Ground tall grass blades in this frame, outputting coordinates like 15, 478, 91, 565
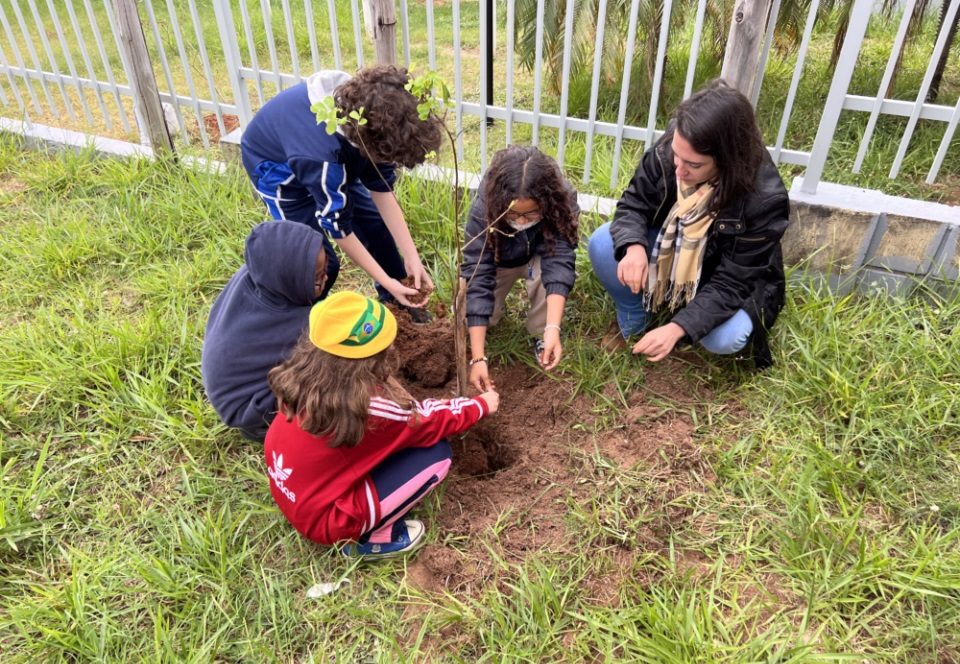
1, 139, 959, 660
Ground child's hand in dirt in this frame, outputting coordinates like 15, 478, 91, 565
478, 390, 499, 415
470, 361, 494, 392
399, 275, 434, 306
384, 278, 424, 307
403, 257, 434, 294
540, 328, 562, 371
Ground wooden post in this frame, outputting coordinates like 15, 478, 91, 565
362, 0, 398, 65
113, 0, 174, 154
720, 0, 775, 99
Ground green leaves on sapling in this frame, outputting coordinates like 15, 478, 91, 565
404, 71, 451, 122
310, 97, 367, 135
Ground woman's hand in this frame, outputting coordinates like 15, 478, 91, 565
632, 322, 686, 362
470, 361, 494, 392
617, 244, 649, 294
539, 326, 562, 370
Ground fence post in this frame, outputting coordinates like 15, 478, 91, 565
363, 0, 398, 65
112, 0, 173, 154
800, 0, 873, 194
721, 0, 775, 98
212, 0, 253, 127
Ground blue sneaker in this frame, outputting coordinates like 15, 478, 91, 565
342, 519, 426, 560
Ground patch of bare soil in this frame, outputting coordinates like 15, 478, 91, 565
189, 113, 240, 144
932, 174, 960, 207
0, 173, 27, 197
388, 308, 736, 604
391, 307, 456, 388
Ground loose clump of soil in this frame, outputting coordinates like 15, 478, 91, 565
205, 113, 240, 143
390, 309, 729, 596
399, 275, 434, 306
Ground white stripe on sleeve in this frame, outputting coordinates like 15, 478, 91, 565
319, 162, 347, 219
364, 479, 377, 532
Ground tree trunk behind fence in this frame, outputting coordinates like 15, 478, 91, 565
362, 0, 398, 65
721, 0, 775, 100
113, 0, 174, 155
927, 3, 959, 102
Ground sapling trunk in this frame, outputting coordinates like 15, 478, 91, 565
453, 276, 468, 396
441, 123, 469, 397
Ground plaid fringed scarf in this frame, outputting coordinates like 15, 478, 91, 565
647, 181, 717, 312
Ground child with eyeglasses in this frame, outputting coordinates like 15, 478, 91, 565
459, 145, 580, 392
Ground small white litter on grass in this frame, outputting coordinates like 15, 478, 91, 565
306, 578, 351, 598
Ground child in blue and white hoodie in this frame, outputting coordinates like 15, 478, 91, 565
240, 65, 442, 314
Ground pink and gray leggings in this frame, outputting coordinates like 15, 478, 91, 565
361, 439, 452, 545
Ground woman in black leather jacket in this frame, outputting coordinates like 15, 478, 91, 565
588, 80, 790, 368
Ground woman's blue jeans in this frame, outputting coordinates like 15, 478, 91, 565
587, 222, 753, 355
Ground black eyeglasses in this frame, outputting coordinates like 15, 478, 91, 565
505, 209, 542, 223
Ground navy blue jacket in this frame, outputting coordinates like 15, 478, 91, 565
202, 222, 325, 440
240, 71, 396, 239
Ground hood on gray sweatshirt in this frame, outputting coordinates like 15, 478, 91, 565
201, 221, 326, 439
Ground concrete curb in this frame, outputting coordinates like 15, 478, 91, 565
785, 176, 960, 297
1, 117, 228, 175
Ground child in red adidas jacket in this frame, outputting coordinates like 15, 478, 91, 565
264, 291, 499, 559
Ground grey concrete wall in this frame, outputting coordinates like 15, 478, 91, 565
783, 201, 960, 297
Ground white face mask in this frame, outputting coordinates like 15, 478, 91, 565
507, 218, 540, 232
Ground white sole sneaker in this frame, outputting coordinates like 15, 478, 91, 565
343, 519, 426, 560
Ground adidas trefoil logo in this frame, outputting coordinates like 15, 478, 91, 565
268, 451, 297, 503
271, 452, 292, 480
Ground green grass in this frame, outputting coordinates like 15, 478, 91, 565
1, 137, 960, 661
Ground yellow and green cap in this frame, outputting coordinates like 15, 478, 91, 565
308, 291, 397, 358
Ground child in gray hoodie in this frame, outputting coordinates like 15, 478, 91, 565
202, 221, 329, 441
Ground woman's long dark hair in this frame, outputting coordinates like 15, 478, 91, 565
481, 145, 578, 261
268, 334, 414, 448
672, 79, 766, 213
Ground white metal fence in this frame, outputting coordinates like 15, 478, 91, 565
0, 0, 957, 198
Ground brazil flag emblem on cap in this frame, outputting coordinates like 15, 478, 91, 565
308, 291, 397, 358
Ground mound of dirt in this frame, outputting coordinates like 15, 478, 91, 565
390, 306, 456, 388
391, 309, 726, 595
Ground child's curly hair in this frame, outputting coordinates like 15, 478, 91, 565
268, 334, 414, 448
482, 145, 579, 261
335, 65, 444, 169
